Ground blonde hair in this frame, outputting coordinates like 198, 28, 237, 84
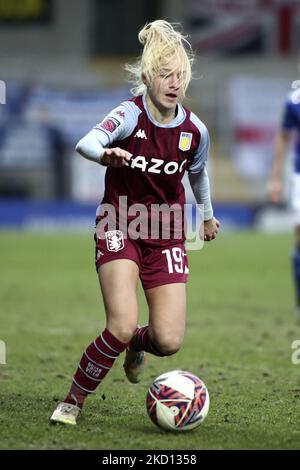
125, 20, 194, 97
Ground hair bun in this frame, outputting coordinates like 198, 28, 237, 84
125, 19, 193, 97
138, 23, 152, 46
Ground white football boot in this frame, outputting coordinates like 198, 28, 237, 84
50, 401, 80, 426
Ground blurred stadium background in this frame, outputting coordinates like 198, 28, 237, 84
0, 0, 299, 231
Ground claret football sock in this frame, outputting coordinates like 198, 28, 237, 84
64, 328, 127, 409
131, 325, 165, 357
65, 385, 87, 409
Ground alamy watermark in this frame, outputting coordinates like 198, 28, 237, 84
291, 340, 300, 365
0, 340, 6, 365
0, 79, 6, 104
95, 197, 205, 251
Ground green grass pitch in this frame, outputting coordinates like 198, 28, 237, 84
0, 230, 300, 450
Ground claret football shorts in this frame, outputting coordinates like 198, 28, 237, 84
94, 228, 189, 290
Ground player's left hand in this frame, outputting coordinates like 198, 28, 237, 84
203, 217, 220, 242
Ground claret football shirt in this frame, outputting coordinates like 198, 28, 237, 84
94, 94, 210, 244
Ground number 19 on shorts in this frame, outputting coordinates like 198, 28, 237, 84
162, 247, 188, 274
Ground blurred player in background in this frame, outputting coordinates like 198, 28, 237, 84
269, 83, 300, 320
51, 19, 220, 425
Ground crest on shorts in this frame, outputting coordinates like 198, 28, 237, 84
178, 132, 192, 151
105, 230, 124, 252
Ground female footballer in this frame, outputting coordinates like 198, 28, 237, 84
51, 20, 220, 425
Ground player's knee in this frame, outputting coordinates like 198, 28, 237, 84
107, 322, 138, 344
153, 336, 182, 356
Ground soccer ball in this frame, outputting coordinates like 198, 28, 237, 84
146, 370, 209, 432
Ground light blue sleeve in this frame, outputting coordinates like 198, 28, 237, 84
93, 101, 141, 145
76, 101, 141, 163
188, 113, 210, 174
188, 167, 213, 220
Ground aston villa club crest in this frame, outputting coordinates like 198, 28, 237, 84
178, 132, 192, 151
105, 230, 124, 252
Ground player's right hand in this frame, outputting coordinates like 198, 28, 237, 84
101, 147, 132, 167
268, 179, 282, 204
